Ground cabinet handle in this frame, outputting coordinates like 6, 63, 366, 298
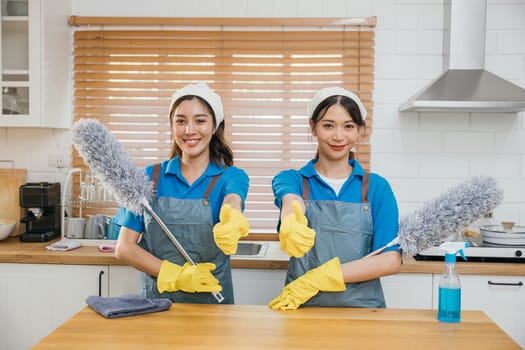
98, 270, 105, 296
487, 280, 523, 287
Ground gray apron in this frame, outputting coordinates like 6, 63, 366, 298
139, 165, 233, 304
285, 173, 385, 308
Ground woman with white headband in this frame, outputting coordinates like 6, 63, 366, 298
114, 82, 249, 304
269, 87, 401, 309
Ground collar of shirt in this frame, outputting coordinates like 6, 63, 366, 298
299, 159, 365, 180
165, 157, 224, 182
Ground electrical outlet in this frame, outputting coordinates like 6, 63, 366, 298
48, 153, 71, 168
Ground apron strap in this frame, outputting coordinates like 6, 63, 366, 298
202, 175, 220, 206
302, 176, 310, 200
301, 171, 370, 203
151, 163, 161, 195
361, 172, 370, 204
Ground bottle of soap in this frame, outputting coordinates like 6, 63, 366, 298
437, 241, 468, 323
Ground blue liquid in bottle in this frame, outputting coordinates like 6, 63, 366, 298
438, 287, 461, 323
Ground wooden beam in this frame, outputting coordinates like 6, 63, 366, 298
68, 16, 377, 28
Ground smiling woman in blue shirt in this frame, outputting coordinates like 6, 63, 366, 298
269, 87, 401, 310
114, 83, 249, 305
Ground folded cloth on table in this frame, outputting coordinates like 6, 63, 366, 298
86, 294, 172, 319
46, 239, 81, 251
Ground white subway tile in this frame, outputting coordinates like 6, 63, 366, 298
419, 155, 469, 178
373, 103, 408, 128
123, 0, 154, 16
443, 131, 494, 154
274, 0, 298, 16
373, 78, 404, 103
345, 0, 375, 17
421, 4, 443, 29
370, 129, 395, 152
419, 113, 470, 130
321, 0, 349, 17
486, 4, 525, 30
371, 153, 419, 177
377, 54, 422, 79
375, 30, 396, 55
522, 155, 525, 178
221, 0, 247, 16
420, 55, 443, 79
391, 178, 446, 202
470, 113, 520, 131
167, 1, 197, 17
395, 30, 420, 54
498, 179, 525, 203
470, 154, 521, 178
373, 0, 397, 30
197, 0, 225, 17
391, 130, 442, 153
394, 4, 420, 30
497, 30, 525, 54
494, 130, 525, 153
245, 1, 273, 17
297, 0, 323, 16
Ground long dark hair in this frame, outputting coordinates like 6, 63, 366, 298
168, 95, 234, 167
310, 95, 367, 160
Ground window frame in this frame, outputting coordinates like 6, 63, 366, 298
70, 16, 376, 237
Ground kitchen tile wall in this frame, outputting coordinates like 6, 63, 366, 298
1, 0, 524, 224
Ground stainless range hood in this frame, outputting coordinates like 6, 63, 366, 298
400, 0, 525, 113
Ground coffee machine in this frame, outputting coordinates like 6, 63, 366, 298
19, 182, 61, 242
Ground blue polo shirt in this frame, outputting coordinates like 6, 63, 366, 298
114, 157, 249, 233
272, 159, 399, 252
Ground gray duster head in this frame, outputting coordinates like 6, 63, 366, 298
399, 176, 503, 256
72, 119, 153, 215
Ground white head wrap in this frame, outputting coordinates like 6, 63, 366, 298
169, 82, 224, 126
307, 87, 367, 121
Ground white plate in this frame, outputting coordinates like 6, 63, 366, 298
480, 225, 525, 246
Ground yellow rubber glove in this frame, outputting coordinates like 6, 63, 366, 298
213, 204, 250, 255
157, 260, 222, 294
268, 257, 345, 310
279, 200, 316, 257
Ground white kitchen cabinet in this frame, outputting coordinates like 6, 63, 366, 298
381, 273, 433, 309
232, 268, 287, 305
0, 0, 71, 127
108, 265, 141, 297
0, 263, 108, 350
432, 274, 525, 349
232, 270, 435, 308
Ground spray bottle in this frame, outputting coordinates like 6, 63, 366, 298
437, 241, 468, 323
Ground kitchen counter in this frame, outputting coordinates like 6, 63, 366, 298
32, 304, 520, 349
1, 237, 524, 275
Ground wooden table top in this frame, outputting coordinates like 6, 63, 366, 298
32, 304, 520, 350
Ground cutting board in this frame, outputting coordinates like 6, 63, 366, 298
0, 168, 27, 237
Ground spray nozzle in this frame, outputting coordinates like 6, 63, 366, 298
439, 241, 469, 262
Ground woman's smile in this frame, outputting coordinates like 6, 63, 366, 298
329, 144, 347, 152
183, 138, 201, 147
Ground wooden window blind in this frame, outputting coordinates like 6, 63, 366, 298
71, 17, 376, 234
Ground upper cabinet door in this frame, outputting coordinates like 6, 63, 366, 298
1, 0, 71, 128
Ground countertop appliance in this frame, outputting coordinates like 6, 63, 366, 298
415, 243, 525, 263
19, 182, 61, 242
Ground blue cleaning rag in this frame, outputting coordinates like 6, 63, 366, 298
86, 294, 172, 319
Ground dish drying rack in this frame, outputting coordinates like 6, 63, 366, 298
61, 168, 119, 246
